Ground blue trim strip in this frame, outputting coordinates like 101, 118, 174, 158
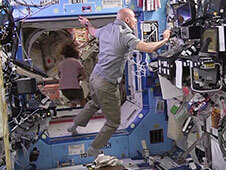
40, 129, 129, 145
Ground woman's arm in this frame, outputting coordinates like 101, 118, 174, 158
77, 64, 86, 81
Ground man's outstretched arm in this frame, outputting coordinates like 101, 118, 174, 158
136, 29, 171, 53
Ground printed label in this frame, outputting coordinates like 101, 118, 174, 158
68, 144, 85, 155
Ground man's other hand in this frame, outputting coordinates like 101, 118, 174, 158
78, 16, 90, 26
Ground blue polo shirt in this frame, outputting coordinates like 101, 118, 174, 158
93, 19, 141, 84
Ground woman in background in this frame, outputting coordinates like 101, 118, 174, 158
58, 42, 86, 107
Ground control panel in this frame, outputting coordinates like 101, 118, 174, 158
12, 0, 137, 19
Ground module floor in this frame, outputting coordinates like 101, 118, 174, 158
48, 108, 125, 138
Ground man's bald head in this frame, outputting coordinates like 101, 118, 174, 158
116, 8, 137, 30
117, 8, 134, 21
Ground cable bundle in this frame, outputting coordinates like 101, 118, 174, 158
218, 115, 226, 159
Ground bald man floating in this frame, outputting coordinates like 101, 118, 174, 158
67, 8, 170, 157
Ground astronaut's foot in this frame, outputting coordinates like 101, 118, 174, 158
67, 124, 78, 135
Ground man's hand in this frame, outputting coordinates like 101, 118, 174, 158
78, 16, 96, 37
163, 29, 171, 41
78, 16, 90, 26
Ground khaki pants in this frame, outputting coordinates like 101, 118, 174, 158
73, 73, 121, 149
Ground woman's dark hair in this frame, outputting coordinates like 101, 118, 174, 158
61, 43, 80, 59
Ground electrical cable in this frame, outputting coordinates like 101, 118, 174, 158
11, 150, 27, 169
0, 166, 6, 170
128, 50, 147, 78
21, 143, 29, 165
0, 7, 14, 45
